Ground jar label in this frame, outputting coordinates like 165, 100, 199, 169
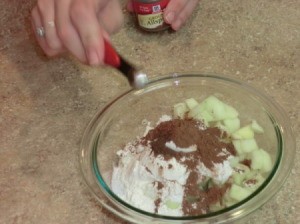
133, 0, 170, 29
137, 13, 164, 29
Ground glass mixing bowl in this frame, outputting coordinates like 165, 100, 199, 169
80, 73, 295, 223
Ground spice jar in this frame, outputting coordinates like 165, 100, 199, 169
132, 0, 170, 32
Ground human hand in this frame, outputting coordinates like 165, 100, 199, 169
31, 0, 123, 65
127, 0, 199, 31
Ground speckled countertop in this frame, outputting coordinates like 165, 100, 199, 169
0, 0, 299, 223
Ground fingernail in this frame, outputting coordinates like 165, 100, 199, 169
88, 50, 99, 66
165, 11, 175, 24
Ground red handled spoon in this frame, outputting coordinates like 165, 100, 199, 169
103, 40, 148, 89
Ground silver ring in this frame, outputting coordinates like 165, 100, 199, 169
36, 27, 45, 37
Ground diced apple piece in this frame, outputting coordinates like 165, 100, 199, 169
260, 149, 273, 172
238, 153, 247, 162
173, 103, 188, 118
241, 139, 259, 153
205, 96, 238, 120
251, 120, 264, 134
232, 163, 251, 172
232, 163, 250, 185
210, 103, 226, 121
223, 191, 236, 207
184, 98, 199, 110
223, 118, 240, 134
232, 140, 243, 155
165, 200, 180, 209
225, 104, 239, 119
229, 157, 239, 167
232, 173, 245, 186
194, 114, 208, 126
223, 105, 239, 119
194, 110, 214, 126
188, 104, 205, 118
215, 121, 229, 133
197, 99, 209, 112
200, 110, 215, 123
195, 95, 239, 121
233, 139, 258, 154
229, 184, 252, 201
200, 96, 224, 120
250, 150, 264, 170
205, 96, 238, 119
250, 149, 273, 172
242, 171, 265, 191
209, 201, 224, 212
232, 125, 254, 139
224, 199, 236, 207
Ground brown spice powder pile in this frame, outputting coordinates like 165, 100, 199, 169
142, 118, 236, 216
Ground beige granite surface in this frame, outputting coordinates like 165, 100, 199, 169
0, 0, 299, 223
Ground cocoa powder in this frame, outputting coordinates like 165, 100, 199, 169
153, 181, 164, 213
143, 119, 236, 169
143, 118, 236, 216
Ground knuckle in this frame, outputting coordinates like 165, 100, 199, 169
56, 27, 71, 43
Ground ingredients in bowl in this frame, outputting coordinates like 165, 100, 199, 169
111, 95, 272, 216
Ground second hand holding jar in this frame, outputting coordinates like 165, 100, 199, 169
132, 0, 170, 32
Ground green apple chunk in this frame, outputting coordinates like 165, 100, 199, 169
165, 200, 180, 209
232, 125, 254, 140
242, 171, 265, 191
251, 120, 264, 133
232, 140, 243, 155
186, 96, 239, 125
204, 96, 239, 121
188, 103, 214, 125
229, 184, 252, 201
173, 102, 188, 118
223, 104, 239, 119
209, 201, 225, 212
223, 199, 236, 207
250, 149, 273, 173
232, 138, 259, 154
222, 190, 236, 207
196, 110, 214, 124
232, 173, 245, 186
232, 163, 251, 185
184, 98, 199, 110
229, 157, 240, 167
188, 104, 206, 118
223, 118, 241, 134
215, 121, 229, 133
206, 96, 225, 120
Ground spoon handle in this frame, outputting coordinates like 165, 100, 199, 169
103, 39, 121, 68
103, 39, 148, 89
